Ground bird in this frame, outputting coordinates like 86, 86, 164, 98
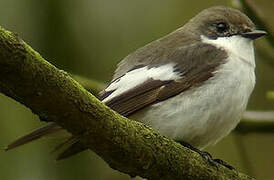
6, 6, 266, 163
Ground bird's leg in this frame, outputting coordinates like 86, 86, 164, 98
177, 141, 215, 166
213, 158, 234, 170
177, 140, 234, 170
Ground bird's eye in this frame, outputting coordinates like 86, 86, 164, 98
215, 22, 229, 33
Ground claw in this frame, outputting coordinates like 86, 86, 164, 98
177, 140, 234, 170
199, 151, 217, 168
214, 159, 234, 170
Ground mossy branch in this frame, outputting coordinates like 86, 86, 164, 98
71, 74, 105, 95
0, 26, 253, 179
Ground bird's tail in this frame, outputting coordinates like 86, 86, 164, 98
5, 123, 87, 160
5, 123, 63, 150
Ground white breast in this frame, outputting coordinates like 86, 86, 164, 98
130, 35, 256, 149
201, 35, 256, 67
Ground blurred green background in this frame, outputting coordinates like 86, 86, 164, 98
0, 0, 273, 179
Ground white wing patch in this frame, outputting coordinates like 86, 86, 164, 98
102, 63, 181, 103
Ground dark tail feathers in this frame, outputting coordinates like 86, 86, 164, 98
5, 123, 87, 160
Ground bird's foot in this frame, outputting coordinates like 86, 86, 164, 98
178, 141, 234, 170
214, 158, 234, 170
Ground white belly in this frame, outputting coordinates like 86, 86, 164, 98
130, 55, 255, 149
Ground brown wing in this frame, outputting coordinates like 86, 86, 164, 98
100, 43, 227, 117
101, 67, 217, 117
101, 78, 171, 116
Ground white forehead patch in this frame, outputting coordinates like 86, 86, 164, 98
201, 35, 255, 67
103, 63, 181, 103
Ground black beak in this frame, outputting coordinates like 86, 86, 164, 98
241, 30, 267, 40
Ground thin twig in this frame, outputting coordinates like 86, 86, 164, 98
242, 111, 274, 121
236, 111, 274, 134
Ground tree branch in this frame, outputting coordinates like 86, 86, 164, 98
0, 26, 253, 179
70, 74, 105, 95
236, 111, 274, 134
